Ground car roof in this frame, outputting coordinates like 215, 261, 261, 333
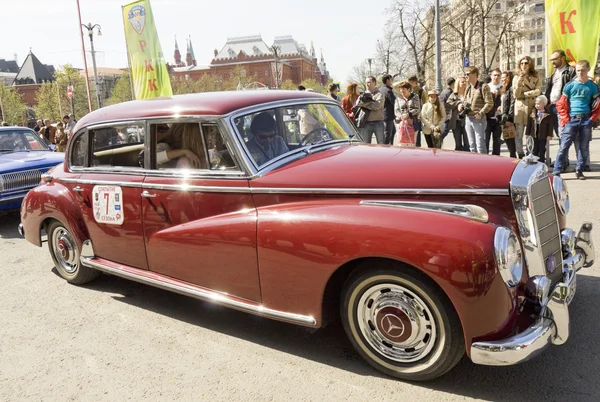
74, 90, 330, 130
0, 126, 34, 131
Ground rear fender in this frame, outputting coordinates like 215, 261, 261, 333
256, 200, 516, 346
20, 181, 89, 249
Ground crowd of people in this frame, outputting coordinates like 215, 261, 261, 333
32, 114, 77, 152
339, 49, 600, 180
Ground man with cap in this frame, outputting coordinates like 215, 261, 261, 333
246, 112, 289, 166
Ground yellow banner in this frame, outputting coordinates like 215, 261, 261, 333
546, 0, 600, 73
122, 0, 172, 99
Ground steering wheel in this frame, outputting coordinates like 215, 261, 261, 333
299, 127, 333, 146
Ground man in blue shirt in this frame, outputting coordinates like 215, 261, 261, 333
553, 60, 599, 180
245, 112, 289, 167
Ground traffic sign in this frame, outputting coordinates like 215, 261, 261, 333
67, 85, 73, 99
463, 56, 470, 68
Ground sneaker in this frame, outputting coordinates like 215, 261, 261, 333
583, 165, 591, 172
576, 171, 586, 180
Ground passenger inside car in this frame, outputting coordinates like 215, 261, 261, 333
245, 112, 289, 166
155, 123, 203, 169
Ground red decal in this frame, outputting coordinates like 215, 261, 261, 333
560, 10, 577, 34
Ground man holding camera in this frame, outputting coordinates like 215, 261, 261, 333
459, 67, 494, 153
356, 76, 385, 144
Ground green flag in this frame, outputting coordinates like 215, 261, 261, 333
546, 0, 600, 73
122, 0, 172, 99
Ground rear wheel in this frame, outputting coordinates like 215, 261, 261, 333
341, 263, 464, 381
47, 220, 99, 285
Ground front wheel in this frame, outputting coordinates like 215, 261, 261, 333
47, 220, 99, 285
341, 264, 464, 381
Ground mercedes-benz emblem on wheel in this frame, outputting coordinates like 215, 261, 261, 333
381, 314, 405, 338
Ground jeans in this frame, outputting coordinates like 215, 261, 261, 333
553, 117, 592, 174
574, 136, 591, 167
465, 116, 487, 153
442, 120, 451, 139
485, 119, 502, 155
359, 121, 385, 144
383, 119, 396, 144
515, 122, 526, 157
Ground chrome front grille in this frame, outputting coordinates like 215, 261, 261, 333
0, 168, 44, 193
530, 177, 563, 273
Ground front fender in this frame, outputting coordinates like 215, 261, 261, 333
256, 199, 516, 347
20, 181, 89, 249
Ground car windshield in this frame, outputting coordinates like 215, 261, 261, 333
0, 129, 49, 152
234, 103, 356, 168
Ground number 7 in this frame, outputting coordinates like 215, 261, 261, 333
104, 192, 109, 215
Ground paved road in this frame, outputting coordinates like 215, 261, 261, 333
1, 132, 599, 401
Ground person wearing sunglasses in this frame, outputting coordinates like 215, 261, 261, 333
544, 50, 575, 138
512, 55, 541, 158
246, 112, 289, 166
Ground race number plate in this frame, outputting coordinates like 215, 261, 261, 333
92, 185, 124, 225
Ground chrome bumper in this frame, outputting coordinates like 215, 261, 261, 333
470, 223, 594, 366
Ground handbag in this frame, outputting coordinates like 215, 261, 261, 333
502, 122, 516, 139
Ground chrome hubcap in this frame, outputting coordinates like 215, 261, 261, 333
357, 284, 437, 363
52, 226, 78, 274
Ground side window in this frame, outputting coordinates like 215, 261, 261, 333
23, 131, 43, 150
70, 132, 89, 167
152, 122, 209, 170
90, 123, 145, 168
201, 124, 238, 170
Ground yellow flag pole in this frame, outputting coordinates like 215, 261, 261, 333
121, 5, 136, 101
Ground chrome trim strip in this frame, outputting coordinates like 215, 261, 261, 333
142, 183, 251, 193
58, 178, 509, 196
251, 187, 509, 196
80, 253, 317, 326
359, 200, 489, 222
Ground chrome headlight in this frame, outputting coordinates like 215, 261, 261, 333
552, 176, 569, 216
494, 227, 524, 288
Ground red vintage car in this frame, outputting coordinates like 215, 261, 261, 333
18, 91, 594, 381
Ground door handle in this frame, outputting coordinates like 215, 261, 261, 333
73, 186, 84, 192
141, 190, 157, 198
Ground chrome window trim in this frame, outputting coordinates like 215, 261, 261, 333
225, 98, 358, 177
359, 200, 490, 222
509, 159, 561, 277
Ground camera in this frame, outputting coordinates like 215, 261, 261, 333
459, 102, 472, 118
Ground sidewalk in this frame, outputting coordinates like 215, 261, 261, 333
409, 127, 600, 178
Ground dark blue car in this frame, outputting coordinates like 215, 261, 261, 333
0, 126, 65, 211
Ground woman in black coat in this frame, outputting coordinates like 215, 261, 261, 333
499, 71, 517, 158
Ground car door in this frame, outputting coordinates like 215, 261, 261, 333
70, 122, 149, 270
141, 119, 260, 302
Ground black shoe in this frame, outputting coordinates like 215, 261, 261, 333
583, 165, 591, 172
576, 171, 586, 180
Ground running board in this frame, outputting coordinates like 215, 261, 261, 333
79, 249, 317, 327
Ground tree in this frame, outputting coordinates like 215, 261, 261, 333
0, 82, 27, 125
107, 73, 133, 105
375, 25, 409, 78
347, 62, 370, 92
279, 79, 297, 90
35, 81, 61, 121
55, 65, 95, 120
390, 0, 438, 83
222, 66, 253, 91
299, 78, 327, 94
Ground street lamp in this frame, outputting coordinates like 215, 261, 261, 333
82, 22, 102, 108
271, 45, 281, 89
367, 58, 373, 76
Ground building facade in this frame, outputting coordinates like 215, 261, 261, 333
169, 35, 330, 89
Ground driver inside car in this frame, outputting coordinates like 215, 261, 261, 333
245, 112, 289, 166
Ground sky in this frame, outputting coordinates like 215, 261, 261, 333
1, 0, 391, 86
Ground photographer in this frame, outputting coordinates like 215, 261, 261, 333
459, 67, 494, 153
355, 76, 385, 143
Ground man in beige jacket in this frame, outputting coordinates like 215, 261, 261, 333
356, 76, 385, 144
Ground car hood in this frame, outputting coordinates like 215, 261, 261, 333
251, 144, 520, 191
0, 151, 65, 173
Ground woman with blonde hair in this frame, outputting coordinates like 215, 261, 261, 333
421, 89, 446, 148
341, 82, 359, 123
54, 122, 67, 152
175, 123, 207, 169
512, 55, 541, 158
446, 76, 469, 151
